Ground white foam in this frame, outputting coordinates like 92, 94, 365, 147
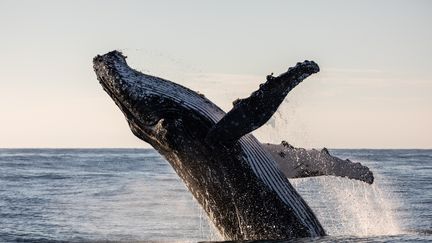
291, 175, 403, 237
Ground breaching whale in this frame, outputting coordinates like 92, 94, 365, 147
93, 51, 373, 240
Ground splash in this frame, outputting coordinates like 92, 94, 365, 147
291, 175, 403, 237
198, 207, 223, 241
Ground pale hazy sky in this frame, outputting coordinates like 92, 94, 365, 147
1, 0, 431, 148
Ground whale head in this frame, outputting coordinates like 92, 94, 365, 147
93, 50, 221, 148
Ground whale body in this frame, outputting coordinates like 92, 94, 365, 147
93, 51, 373, 240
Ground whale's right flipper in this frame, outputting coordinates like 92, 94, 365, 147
263, 141, 374, 184
205, 61, 319, 145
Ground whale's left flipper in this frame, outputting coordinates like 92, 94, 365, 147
264, 141, 374, 184
205, 61, 319, 145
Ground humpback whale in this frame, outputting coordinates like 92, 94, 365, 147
93, 51, 373, 240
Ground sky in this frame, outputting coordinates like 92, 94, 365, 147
0, 0, 431, 148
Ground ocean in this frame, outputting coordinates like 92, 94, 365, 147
0, 149, 431, 242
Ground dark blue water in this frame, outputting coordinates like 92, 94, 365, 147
0, 149, 431, 242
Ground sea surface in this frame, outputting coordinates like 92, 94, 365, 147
0, 149, 431, 242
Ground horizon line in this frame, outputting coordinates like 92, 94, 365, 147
1, 147, 431, 150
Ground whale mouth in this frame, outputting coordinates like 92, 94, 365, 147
93, 51, 218, 145
93, 50, 162, 143
93, 52, 135, 122
93, 51, 129, 105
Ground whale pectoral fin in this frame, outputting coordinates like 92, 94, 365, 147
263, 141, 374, 184
205, 61, 320, 145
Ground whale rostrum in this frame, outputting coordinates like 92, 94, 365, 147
93, 51, 373, 240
